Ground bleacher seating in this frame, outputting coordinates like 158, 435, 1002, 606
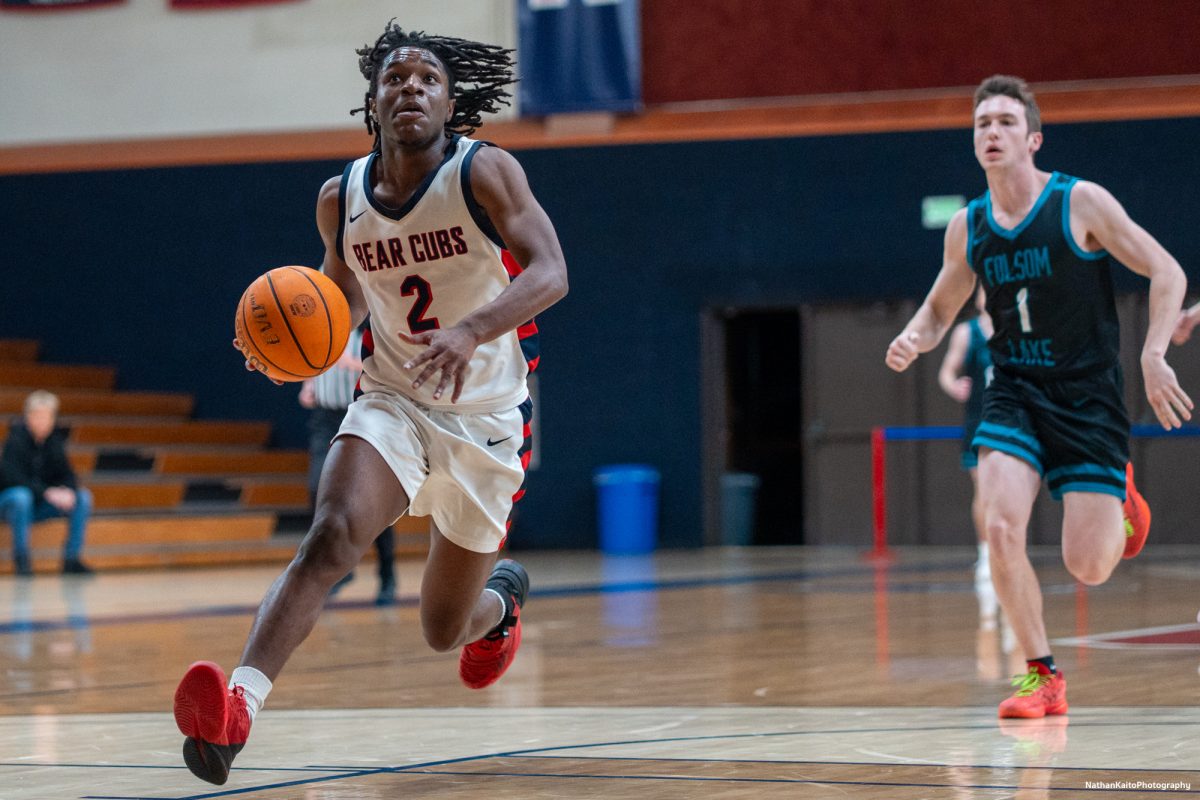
0, 339, 428, 573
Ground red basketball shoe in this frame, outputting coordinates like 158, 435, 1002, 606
173, 661, 251, 785
459, 559, 528, 690
998, 665, 1068, 719
1122, 462, 1151, 559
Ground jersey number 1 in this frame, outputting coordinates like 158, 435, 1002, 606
401, 275, 440, 333
1015, 288, 1033, 333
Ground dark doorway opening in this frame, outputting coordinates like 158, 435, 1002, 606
723, 308, 804, 545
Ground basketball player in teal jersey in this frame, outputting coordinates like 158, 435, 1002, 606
937, 285, 998, 620
886, 75, 1192, 719
171, 22, 568, 785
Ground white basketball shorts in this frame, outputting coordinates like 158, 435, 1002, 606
336, 388, 530, 553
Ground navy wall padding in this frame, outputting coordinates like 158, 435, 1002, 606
3, 118, 1197, 549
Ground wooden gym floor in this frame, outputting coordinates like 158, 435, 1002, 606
2, 545, 1198, 799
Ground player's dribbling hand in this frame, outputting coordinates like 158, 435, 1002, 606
885, 331, 921, 372
231, 338, 284, 386
1141, 353, 1193, 430
399, 326, 479, 403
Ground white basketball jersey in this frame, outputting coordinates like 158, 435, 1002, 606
338, 136, 539, 413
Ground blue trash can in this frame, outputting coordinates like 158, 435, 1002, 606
593, 464, 660, 555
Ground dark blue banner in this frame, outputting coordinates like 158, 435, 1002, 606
518, 0, 641, 116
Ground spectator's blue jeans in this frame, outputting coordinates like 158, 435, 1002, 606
0, 486, 92, 560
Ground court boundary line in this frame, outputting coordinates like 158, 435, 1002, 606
30, 717, 1198, 799
1054, 622, 1200, 651
0, 553, 1091, 636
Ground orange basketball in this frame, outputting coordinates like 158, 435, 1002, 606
234, 266, 351, 383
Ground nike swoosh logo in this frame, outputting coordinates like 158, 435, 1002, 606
349, 209, 368, 223
486, 436, 513, 447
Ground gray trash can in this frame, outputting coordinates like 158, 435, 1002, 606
720, 472, 760, 545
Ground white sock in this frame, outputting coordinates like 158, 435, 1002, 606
1001, 616, 1018, 654
229, 666, 273, 722
977, 582, 999, 623
483, 587, 507, 631
975, 542, 991, 580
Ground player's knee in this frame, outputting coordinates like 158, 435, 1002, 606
983, 515, 1024, 555
420, 599, 474, 651
421, 627, 460, 653
1071, 563, 1112, 587
419, 606, 471, 652
294, 512, 358, 579
1062, 547, 1113, 586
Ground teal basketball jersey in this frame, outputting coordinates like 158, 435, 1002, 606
965, 172, 1120, 378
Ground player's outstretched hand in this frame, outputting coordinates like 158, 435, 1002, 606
400, 326, 479, 403
1141, 354, 1193, 430
885, 331, 921, 373
231, 338, 284, 386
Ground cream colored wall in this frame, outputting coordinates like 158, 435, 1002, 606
0, 0, 516, 146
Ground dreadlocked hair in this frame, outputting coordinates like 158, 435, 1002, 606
352, 21, 516, 149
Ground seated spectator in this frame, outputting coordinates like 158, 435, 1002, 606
0, 390, 94, 576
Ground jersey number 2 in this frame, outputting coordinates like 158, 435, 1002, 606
1015, 288, 1033, 333
401, 275, 440, 333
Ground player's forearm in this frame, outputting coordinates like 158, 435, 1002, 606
904, 303, 954, 354
458, 261, 568, 345
1143, 260, 1188, 359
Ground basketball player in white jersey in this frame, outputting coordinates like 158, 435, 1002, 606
172, 23, 568, 785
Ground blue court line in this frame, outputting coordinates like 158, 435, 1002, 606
84, 765, 1200, 799
0, 559, 997, 637
52, 719, 1200, 799
0, 598, 419, 635
79, 752, 523, 800
83, 768, 395, 800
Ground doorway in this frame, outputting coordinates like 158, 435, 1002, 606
703, 307, 804, 545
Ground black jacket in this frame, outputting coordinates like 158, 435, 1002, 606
0, 423, 77, 496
